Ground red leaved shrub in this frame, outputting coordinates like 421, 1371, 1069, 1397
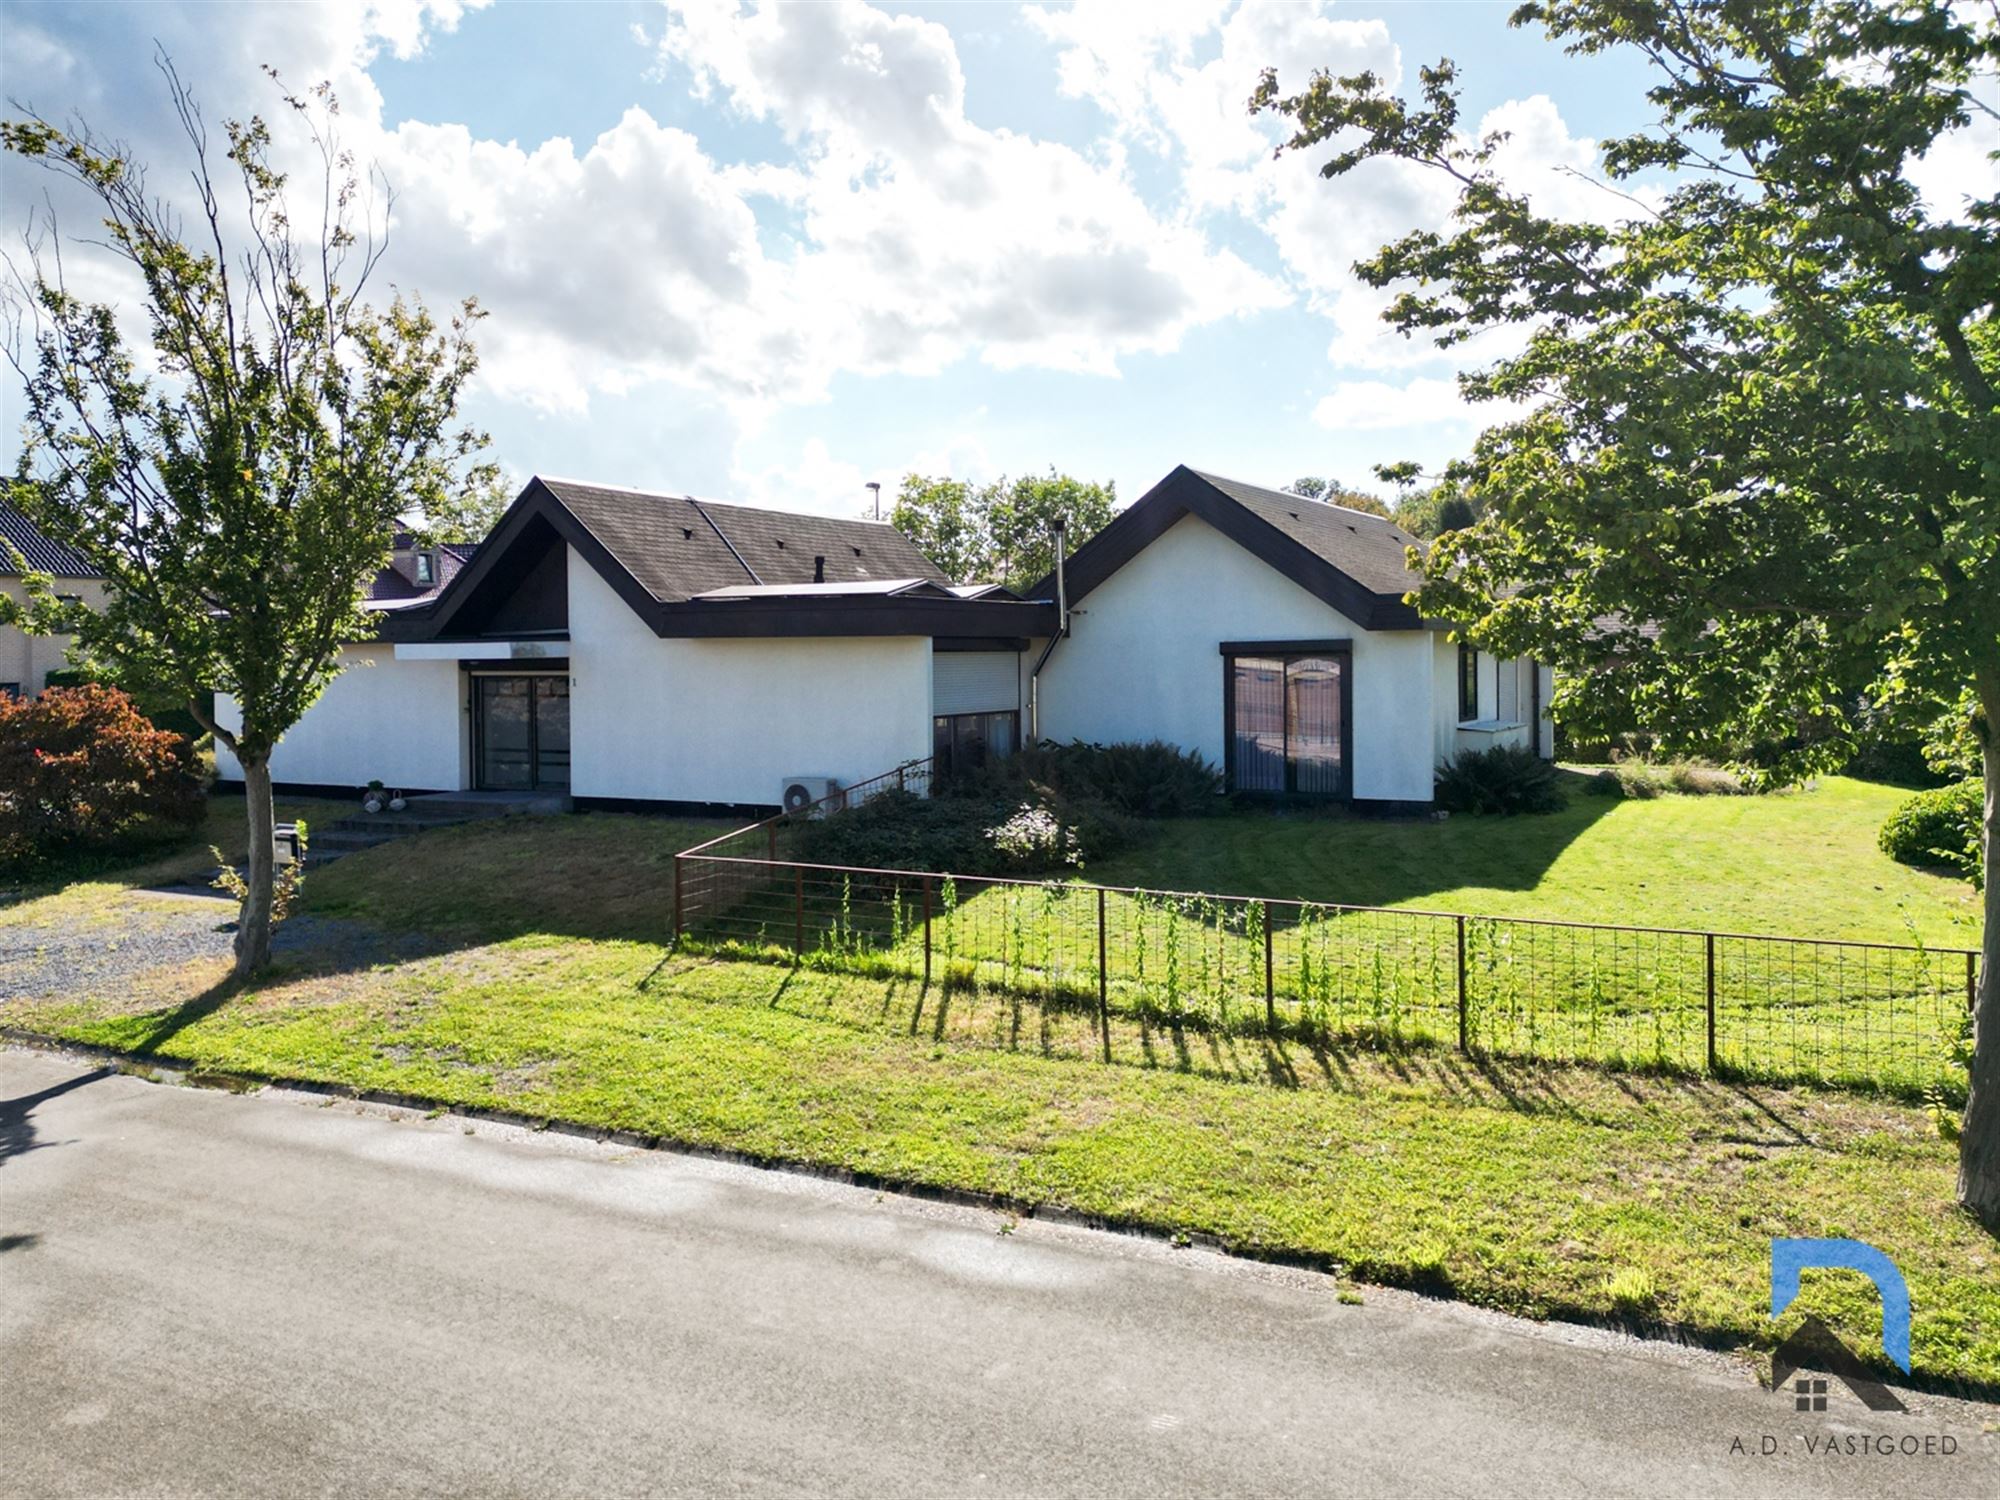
0, 684, 204, 864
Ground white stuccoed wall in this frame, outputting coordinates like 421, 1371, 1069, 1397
213, 645, 464, 790
566, 549, 933, 805
1032, 513, 1440, 804
1, 577, 110, 693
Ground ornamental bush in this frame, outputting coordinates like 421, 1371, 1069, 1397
1434, 744, 1567, 815
949, 739, 1223, 818
796, 788, 1135, 876
0, 684, 205, 865
1877, 779, 1982, 885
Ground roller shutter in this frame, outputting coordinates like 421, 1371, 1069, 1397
932, 651, 1019, 716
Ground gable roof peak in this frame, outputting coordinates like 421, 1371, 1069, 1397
1034, 464, 1424, 631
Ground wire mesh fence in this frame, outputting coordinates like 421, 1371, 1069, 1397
675, 774, 1977, 1103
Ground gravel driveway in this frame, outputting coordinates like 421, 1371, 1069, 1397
0, 889, 427, 1004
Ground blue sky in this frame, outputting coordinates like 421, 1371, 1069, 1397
0, 1, 1664, 518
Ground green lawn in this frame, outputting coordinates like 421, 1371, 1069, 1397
10, 931, 1996, 1392
1088, 774, 1980, 949
6, 782, 1993, 1392
305, 811, 736, 942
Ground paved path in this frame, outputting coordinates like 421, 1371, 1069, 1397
1, 1047, 1990, 1499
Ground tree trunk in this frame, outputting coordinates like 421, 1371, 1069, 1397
1957, 678, 2000, 1231
233, 754, 277, 979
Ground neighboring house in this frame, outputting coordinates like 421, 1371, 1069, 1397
213, 466, 1551, 813
0, 502, 108, 697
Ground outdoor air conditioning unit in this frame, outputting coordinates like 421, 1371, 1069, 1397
780, 776, 842, 816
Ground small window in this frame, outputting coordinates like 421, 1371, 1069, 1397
1458, 643, 1479, 722
0, 682, 19, 700
414, 551, 435, 585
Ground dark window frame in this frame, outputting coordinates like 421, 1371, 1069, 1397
414, 550, 435, 586
1220, 642, 1354, 800
932, 709, 1019, 782
470, 670, 571, 792
1458, 641, 1479, 722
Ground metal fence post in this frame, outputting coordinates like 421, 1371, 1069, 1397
1705, 932, 1718, 1073
673, 853, 684, 942
794, 866, 805, 958
1971, 951, 1980, 1017
922, 875, 933, 987
1097, 886, 1110, 1063
1455, 915, 1468, 1054
1263, 904, 1276, 1033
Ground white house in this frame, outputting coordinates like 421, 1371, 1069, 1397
2, 501, 109, 697
214, 466, 1550, 814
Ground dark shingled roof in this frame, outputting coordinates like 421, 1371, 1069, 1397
1, 502, 99, 578
365, 541, 477, 608
1186, 469, 1422, 598
538, 479, 948, 603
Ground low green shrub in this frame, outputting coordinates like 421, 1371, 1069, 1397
1434, 745, 1567, 815
1878, 778, 1982, 884
948, 739, 1222, 818
1842, 736, 1951, 789
795, 788, 1137, 876
1666, 763, 1746, 797
1584, 761, 1746, 800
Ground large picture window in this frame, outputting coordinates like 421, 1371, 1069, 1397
1223, 644, 1350, 798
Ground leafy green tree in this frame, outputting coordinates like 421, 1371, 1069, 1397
985, 469, 1115, 587
889, 467, 1115, 587
1255, 0, 2000, 1223
1, 62, 498, 976
889, 474, 985, 583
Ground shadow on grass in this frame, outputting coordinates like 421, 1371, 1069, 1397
726, 952, 1871, 1150
122, 975, 250, 1055
1088, 770, 1623, 910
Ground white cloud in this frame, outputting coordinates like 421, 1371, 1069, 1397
1028, 0, 1396, 210
1313, 375, 1467, 431
652, 0, 1285, 390
5, 0, 1281, 436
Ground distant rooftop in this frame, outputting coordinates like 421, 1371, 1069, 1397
1, 502, 99, 579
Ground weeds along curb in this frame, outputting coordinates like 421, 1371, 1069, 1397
7, 1022, 1986, 1405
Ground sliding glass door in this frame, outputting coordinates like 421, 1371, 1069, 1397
1226, 649, 1350, 797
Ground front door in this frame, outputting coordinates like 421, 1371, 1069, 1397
474, 675, 570, 791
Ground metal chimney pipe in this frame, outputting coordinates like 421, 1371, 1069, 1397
813, 554, 825, 583
1052, 515, 1069, 636
865, 481, 882, 520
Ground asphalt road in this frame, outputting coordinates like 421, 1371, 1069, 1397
1, 1047, 1991, 1499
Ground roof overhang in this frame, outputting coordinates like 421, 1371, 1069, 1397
382, 477, 1059, 642
664, 595, 1057, 639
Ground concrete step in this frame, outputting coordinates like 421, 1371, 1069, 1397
324, 814, 471, 838
296, 790, 568, 865
407, 792, 571, 818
